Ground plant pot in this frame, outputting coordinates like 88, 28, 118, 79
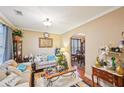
14, 36, 21, 41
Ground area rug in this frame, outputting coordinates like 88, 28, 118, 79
35, 72, 89, 87
70, 81, 90, 87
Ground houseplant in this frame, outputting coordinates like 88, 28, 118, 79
13, 29, 23, 41
56, 49, 68, 72
56, 54, 68, 71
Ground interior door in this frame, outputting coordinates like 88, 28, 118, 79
71, 37, 85, 67
71, 38, 81, 65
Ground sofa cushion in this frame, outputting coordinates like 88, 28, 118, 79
16, 82, 29, 87
8, 66, 22, 76
0, 64, 7, 73
0, 73, 22, 87
0, 70, 7, 81
8, 66, 30, 84
17, 70, 31, 84
0, 64, 7, 81
5, 59, 18, 67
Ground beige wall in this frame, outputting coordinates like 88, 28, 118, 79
62, 7, 124, 79
22, 30, 62, 56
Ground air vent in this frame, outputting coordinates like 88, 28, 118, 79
14, 9, 23, 16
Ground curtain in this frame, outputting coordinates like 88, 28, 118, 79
0, 24, 4, 64
2, 24, 13, 63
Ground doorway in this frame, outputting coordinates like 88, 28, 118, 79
70, 34, 85, 68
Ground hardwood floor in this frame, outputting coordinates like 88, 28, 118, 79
77, 67, 101, 87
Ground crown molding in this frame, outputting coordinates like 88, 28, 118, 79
19, 27, 62, 35
0, 11, 16, 29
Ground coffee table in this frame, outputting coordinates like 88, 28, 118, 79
44, 68, 76, 87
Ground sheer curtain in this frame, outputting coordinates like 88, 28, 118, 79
0, 24, 13, 64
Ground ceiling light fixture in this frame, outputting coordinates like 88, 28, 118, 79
43, 18, 52, 27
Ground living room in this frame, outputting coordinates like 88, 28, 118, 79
0, 6, 124, 88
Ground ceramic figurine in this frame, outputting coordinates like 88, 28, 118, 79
111, 57, 116, 70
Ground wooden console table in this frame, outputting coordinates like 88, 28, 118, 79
92, 66, 124, 87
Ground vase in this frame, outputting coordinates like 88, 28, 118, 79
95, 57, 101, 67
116, 65, 124, 75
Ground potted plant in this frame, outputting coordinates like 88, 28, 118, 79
56, 54, 68, 72
13, 29, 23, 41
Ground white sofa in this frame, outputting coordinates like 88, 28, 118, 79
34, 55, 57, 70
0, 60, 31, 87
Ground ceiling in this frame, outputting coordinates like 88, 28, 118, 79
0, 6, 120, 34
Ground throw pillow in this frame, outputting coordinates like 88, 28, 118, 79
8, 66, 22, 76
47, 55, 56, 61
0, 64, 7, 73
17, 64, 27, 72
0, 82, 8, 87
16, 82, 29, 87
43, 56, 48, 62
0, 73, 22, 87
0, 70, 7, 81
5, 59, 18, 67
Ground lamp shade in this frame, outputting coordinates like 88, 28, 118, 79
60, 48, 66, 52
60, 47, 68, 52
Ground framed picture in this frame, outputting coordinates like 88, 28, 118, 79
39, 38, 53, 48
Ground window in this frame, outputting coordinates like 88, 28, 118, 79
0, 24, 4, 64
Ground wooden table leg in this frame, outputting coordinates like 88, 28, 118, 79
97, 77, 99, 86
30, 71, 35, 87
92, 74, 94, 87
